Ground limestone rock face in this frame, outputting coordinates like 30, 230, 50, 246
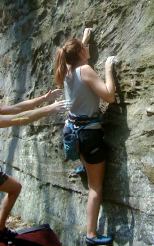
0, 1, 154, 245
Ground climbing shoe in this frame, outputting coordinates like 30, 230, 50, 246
74, 165, 86, 175
86, 234, 113, 245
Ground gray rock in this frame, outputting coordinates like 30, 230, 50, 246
0, 0, 154, 245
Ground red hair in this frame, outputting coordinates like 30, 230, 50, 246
54, 38, 82, 87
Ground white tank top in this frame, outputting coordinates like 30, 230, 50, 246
64, 66, 100, 117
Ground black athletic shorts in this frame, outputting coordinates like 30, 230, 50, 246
78, 128, 106, 164
0, 166, 8, 185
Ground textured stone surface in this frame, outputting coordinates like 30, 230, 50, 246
0, 0, 154, 245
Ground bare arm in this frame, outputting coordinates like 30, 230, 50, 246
81, 62, 115, 103
104, 57, 116, 102
0, 100, 66, 128
0, 89, 62, 115
82, 28, 92, 45
81, 28, 115, 103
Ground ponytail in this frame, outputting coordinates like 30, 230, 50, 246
54, 48, 67, 88
54, 39, 82, 87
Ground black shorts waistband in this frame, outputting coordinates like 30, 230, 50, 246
68, 113, 101, 125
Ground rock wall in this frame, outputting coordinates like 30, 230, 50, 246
0, 0, 154, 245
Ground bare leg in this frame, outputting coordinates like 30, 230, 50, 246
0, 176, 22, 230
81, 156, 105, 238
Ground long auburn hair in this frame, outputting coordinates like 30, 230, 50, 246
54, 38, 82, 87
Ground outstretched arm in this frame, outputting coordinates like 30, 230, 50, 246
81, 57, 116, 103
0, 89, 62, 115
104, 57, 116, 102
81, 29, 115, 103
82, 28, 92, 45
0, 100, 66, 128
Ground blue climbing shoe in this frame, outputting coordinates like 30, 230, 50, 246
74, 165, 86, 175
86, 234, 113, 245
